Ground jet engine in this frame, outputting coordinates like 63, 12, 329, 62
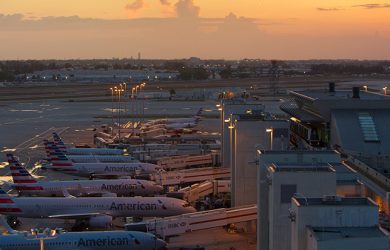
88, 215, 112, 228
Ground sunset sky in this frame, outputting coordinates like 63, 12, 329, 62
0, 0, 389, 59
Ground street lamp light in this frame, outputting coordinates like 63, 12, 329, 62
29, 228, 58, 250
123, 82, 127, 116
140, 83, 146, 123
383, 86, 387, 95
363, 85, 368, 92
266, 128, 273, 150
134, 85, 140, 123
109, 87, 114, 135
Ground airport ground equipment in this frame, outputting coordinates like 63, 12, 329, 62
150, 167, 230, 186
125, 205, 257, 239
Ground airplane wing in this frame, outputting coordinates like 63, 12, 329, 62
89, 173, 125, 179
76, 192, 117, 197
61, 188, 76, 198
48, 212, 108, 219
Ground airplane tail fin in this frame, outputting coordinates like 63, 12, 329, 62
52, 132, 66, 149
194, 108, 203, 122
196, 108, 203, 117
6, 154, 38, 184
43, 139, 55, 159
46, 144, 74, 168
0, 188, 22, 213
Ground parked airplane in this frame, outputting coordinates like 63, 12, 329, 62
164, 121, 198, 129
51, 133, 124, 155
0, 216, 167, 250
44, 140, 137, 163
46, 145, 162, 178
7, 154, 163, 197
144, 108, 202, 127
0, 187, 196, 228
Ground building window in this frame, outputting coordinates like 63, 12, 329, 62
281, 184, 297, 203
358, 112, 380, 142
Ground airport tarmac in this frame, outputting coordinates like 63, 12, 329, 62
168, 227, 256, 250
0, 93, 270, 249
0, 98, 222, 160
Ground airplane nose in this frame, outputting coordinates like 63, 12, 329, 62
154, 185, 164, 193
185, 206, 197, 213
155, 238, 167, 250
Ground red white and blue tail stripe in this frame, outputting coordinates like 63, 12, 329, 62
0, 188, 22, 213
45, 144, 76, 171
6, 154, 44, 191
194, 108, 203, 122
52, 132, 66, 149
6, 154, 37, 184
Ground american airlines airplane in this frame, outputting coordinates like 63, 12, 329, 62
7, 154, 163, 197
164, 121, 198, 129
144, 108, 202, 127
44, 140, 137, 163
0, 188, 196, 228
51, 132, 124, 155
46, 144, 162, 178
0, 216, 167, 250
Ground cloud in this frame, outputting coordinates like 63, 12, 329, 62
317, 7, 344, 11
353, 3, 390, 9
125, 0, 144, 11
160, 0, 171, 6
174, 0, 200, 19
0, 12, 389, 60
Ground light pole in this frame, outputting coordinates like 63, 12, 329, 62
131, 87, 136, 135
110, 87, 114, 135
135, 85, 140, 123
266, 128, 273, 150
118, 84, 124, 140
228, 117, 236, 205
140, 83, 146, 123
123, 82, 127, 117
29, 228, 58, 250
114, 86, 118, 137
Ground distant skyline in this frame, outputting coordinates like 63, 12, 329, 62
0, 0, 389, 60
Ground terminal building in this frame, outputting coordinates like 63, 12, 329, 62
290, 196, 389, 250
219, 99, 289, 207
219, 99, 265, 169
280, 83, 390, 177
216, 85, 390, 250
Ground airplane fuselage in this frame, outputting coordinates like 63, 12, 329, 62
1, 196, 195, 218
53, 162, 161, 177
15, 179, 162, 197
0, 231, 166, 250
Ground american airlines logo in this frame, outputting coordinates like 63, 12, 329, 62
101, 183, 137, 191
104, 166, 140, 172
77, 236, 129, 247
110, 202, 158, 210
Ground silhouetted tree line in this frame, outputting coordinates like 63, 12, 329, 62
311, 63, 386, 75
178, 67, 209, 80
0, 60, 51, 81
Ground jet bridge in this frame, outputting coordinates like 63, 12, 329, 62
125, 205, 257, 239
167, 180, 231, 203
150, 167, 230, 186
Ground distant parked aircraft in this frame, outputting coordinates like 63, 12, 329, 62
7, 153, 163, 197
